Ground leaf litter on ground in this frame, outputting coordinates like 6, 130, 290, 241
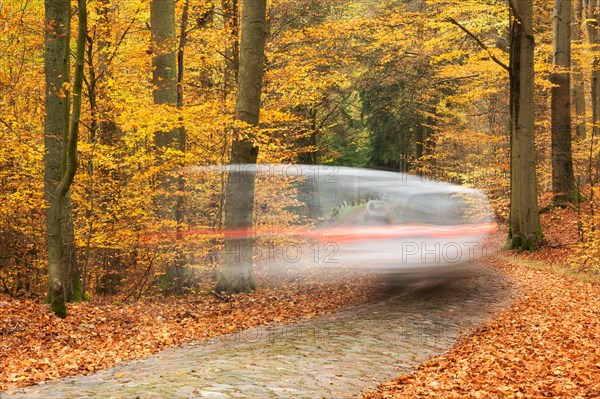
363, 201, 600, 398
0, 267, 383, 391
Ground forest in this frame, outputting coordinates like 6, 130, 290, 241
1, 0, 600, 397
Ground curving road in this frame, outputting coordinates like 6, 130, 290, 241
2, 263, 514, 399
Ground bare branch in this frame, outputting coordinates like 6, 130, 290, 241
444, 17, 509, 72
0, 117, 43, 154
97, 6, 141, 82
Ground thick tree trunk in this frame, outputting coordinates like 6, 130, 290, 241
573, 0, 587, 139
217, 0, 267, 293
507, 0, 543, 249
552, 0, 578, 203
587, 1, 600, 146
44, 0, 71, 316
150, 0, 178, 148
150, 0, 186, 293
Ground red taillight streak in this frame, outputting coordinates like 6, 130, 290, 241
140, 223, 497, 244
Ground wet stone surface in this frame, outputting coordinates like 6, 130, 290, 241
2, 263, 515, 399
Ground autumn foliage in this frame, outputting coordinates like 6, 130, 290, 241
2, 0, 600, 394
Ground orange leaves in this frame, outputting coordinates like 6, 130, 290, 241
55, 82, 71, 99
365, 252, 600, 398
0, 270, 379, 391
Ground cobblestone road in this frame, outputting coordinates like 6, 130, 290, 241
2, 263, 514, 399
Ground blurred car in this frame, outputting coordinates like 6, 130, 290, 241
364, 200, 392, 225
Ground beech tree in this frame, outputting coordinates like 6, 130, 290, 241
150, 0, 186, 293
44, 0, 87, 317
587, 0, 600, 143
572, 0, 586, 139
507, 0, 543, 249
222, 0, 240, 91
551, 0, 578, 203
216, 0, 268, 293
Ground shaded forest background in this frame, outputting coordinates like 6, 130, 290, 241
1, 0, 599, 301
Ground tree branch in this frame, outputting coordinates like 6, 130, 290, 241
97, 6, 141, 82
0, 117, 43, 154
444, 17, 509, 72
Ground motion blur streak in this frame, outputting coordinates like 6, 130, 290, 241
158, 165, 499, 271
143, 223, 497, 243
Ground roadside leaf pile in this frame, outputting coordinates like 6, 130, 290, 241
0, 270, 380, 391
364, 204, 600, 398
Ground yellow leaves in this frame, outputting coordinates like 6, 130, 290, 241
0, 41, 46, 276
157, 331, 173, 345
431, 50, 469, 64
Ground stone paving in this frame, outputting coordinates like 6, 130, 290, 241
2, 263, 515, 399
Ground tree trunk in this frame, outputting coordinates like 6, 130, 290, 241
296, 112, 319, 219
151, 0, 178, 148
507, 0, 543, 249
44, 0, 87, 317
552, 0, 578, 203
97, 0, 119, 145
150, 0, 186, 293
415, 123, 425, 160
222, 0, 240, 93
587, 0, 600, 147
176, 0, 190, 234
44, 0, 70, 317
216, 0, 267, 293
573, 0, 586, 139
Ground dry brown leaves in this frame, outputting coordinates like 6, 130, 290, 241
364, 204, 600, 399
519, 194, 582, 268
0, 270, 380, 391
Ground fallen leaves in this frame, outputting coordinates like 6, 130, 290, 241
0, 268, 381, 391
361, 203, 600, 398
363, 256, 600, 398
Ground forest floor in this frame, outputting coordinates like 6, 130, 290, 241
364, 197, 600, 398
2, 200, 600, 397
0, 264, 385, 392
1, 262, 512, 399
